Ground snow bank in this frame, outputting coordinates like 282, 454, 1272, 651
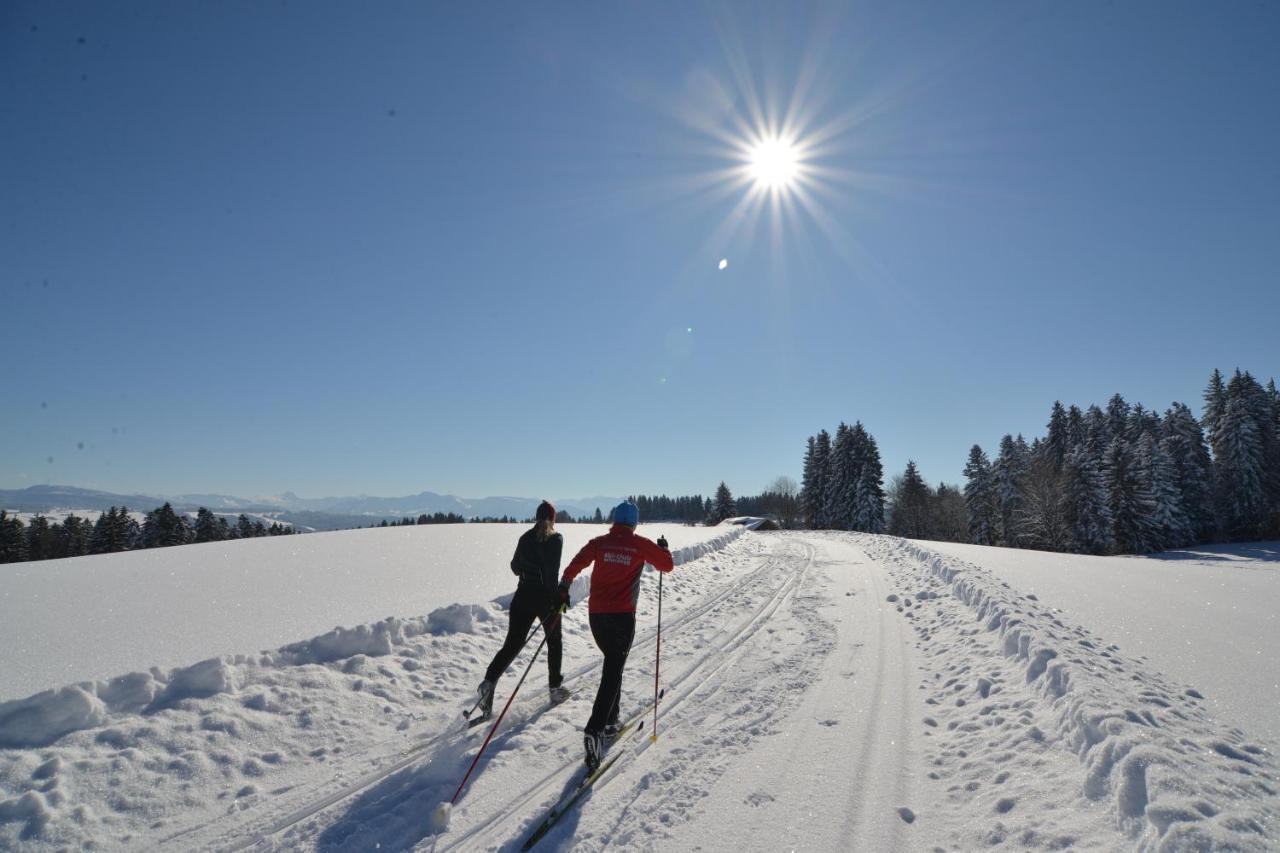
876, 536, 1278, 850
0, 687, 106, 749
914, 538, 1280, 744
671, 525, 745, 565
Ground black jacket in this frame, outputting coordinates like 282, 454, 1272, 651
510, 527, 563, 597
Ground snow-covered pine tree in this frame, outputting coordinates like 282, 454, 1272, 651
992, 434, 1029, 546
851, 431, 886, 533
800, 435, 819, 529
1161, 403, 1215, 541
962, 444, 998, 545
1202, 368, 1228, 453
711, 482, 736, 524
1137, 431, 1191, 550
1216, 390, 1266, 539
812, 430, 833, 528
1044, 401, 1070, 473
1106, 436, 1157, 553
194, 508, 222, 543
1060, 445, 1113, 554
1084, 405, 1109, 454
845, 422, 871, 527
1066, 404, 1086, 451
824, 424, 854, 530
1106, 394, 1131, 442
887, 460, 930, 538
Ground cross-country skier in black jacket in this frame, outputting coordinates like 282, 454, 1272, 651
474, 501, 569, 718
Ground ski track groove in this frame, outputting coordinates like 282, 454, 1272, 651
195, 539, 793, 852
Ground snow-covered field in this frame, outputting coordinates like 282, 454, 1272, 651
0, 523, 733, 702
913, 539, 1280, 746
1, 531, 1276, 851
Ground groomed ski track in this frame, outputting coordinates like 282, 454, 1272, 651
199, 532, 927, 852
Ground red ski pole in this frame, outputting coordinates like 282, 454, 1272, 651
447, 608, 563, 806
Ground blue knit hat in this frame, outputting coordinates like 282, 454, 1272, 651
611, 500, 639, 527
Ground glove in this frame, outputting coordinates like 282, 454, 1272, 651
656, 536, 669, 550
557, 580, 572, 609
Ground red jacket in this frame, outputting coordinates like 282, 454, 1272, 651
561, 525, 674, 614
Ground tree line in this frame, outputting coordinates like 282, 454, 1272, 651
951, 368, 1279, 554
798, 421, 887, 532
0, 503, 296, 564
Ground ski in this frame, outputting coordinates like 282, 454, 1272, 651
520, 719, 644, 851
519, 690, 664, 851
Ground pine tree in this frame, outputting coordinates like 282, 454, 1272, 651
1066, 404, 1086, 451
992, 435, 1029, 546
851, 431, 885, 533
1106, 394, 1131, 442
1162, 403, 1215, 541
710, 482, 736, 524
25, 515, 54, 561
1106, 436, 1157, 553
1137, 431, 1190, 550
962, 444, 998, 545
1216, 392, 1266, 538
0, 512, 28, 563
1060, 446, 1113, 554
1044, 401, 1070, 472
194, 508, 222, 543
799, 435, 819, 528
888, 461, 930, 538
812, 430, 833, 528
1203, 369, 1228, 452
824, 424, 855, 530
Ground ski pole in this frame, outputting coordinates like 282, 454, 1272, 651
449, 607, 565, 805
650, 570, 663, 742
462, 616, 546, 720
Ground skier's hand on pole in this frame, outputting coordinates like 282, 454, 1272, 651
656, 535, 668, 550
557, 579, 572, 609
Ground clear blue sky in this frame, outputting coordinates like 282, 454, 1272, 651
3, 1, 1278, 500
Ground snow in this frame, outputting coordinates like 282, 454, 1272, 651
910, 538, 1280, 745
0, 523, 731, 702
0, 530, 1276, 851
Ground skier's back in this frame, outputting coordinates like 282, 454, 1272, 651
475, 501, 568, 718
557, 500, 673, 769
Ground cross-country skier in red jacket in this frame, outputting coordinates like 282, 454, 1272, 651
557, 499, 673, 770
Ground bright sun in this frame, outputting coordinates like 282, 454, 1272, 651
747, 137, 800, 191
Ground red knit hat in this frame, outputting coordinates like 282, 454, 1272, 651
536, 500, 556, 522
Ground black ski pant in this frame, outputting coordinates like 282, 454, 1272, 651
484, 588, 563, 689
586, 612, 636, 734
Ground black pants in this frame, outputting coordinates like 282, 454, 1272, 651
485, 587, 563, 688
586, 612, 636, 733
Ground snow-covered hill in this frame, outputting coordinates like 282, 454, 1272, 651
1, 532, 1275, 851
0, 523, 733, 702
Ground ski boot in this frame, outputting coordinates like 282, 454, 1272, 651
583, 729, 604, 772
474, 679, 494, 719
603, 720, 621, 742
549, 683, 571, 705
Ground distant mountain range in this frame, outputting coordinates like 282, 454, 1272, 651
0, 484, 624, 529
